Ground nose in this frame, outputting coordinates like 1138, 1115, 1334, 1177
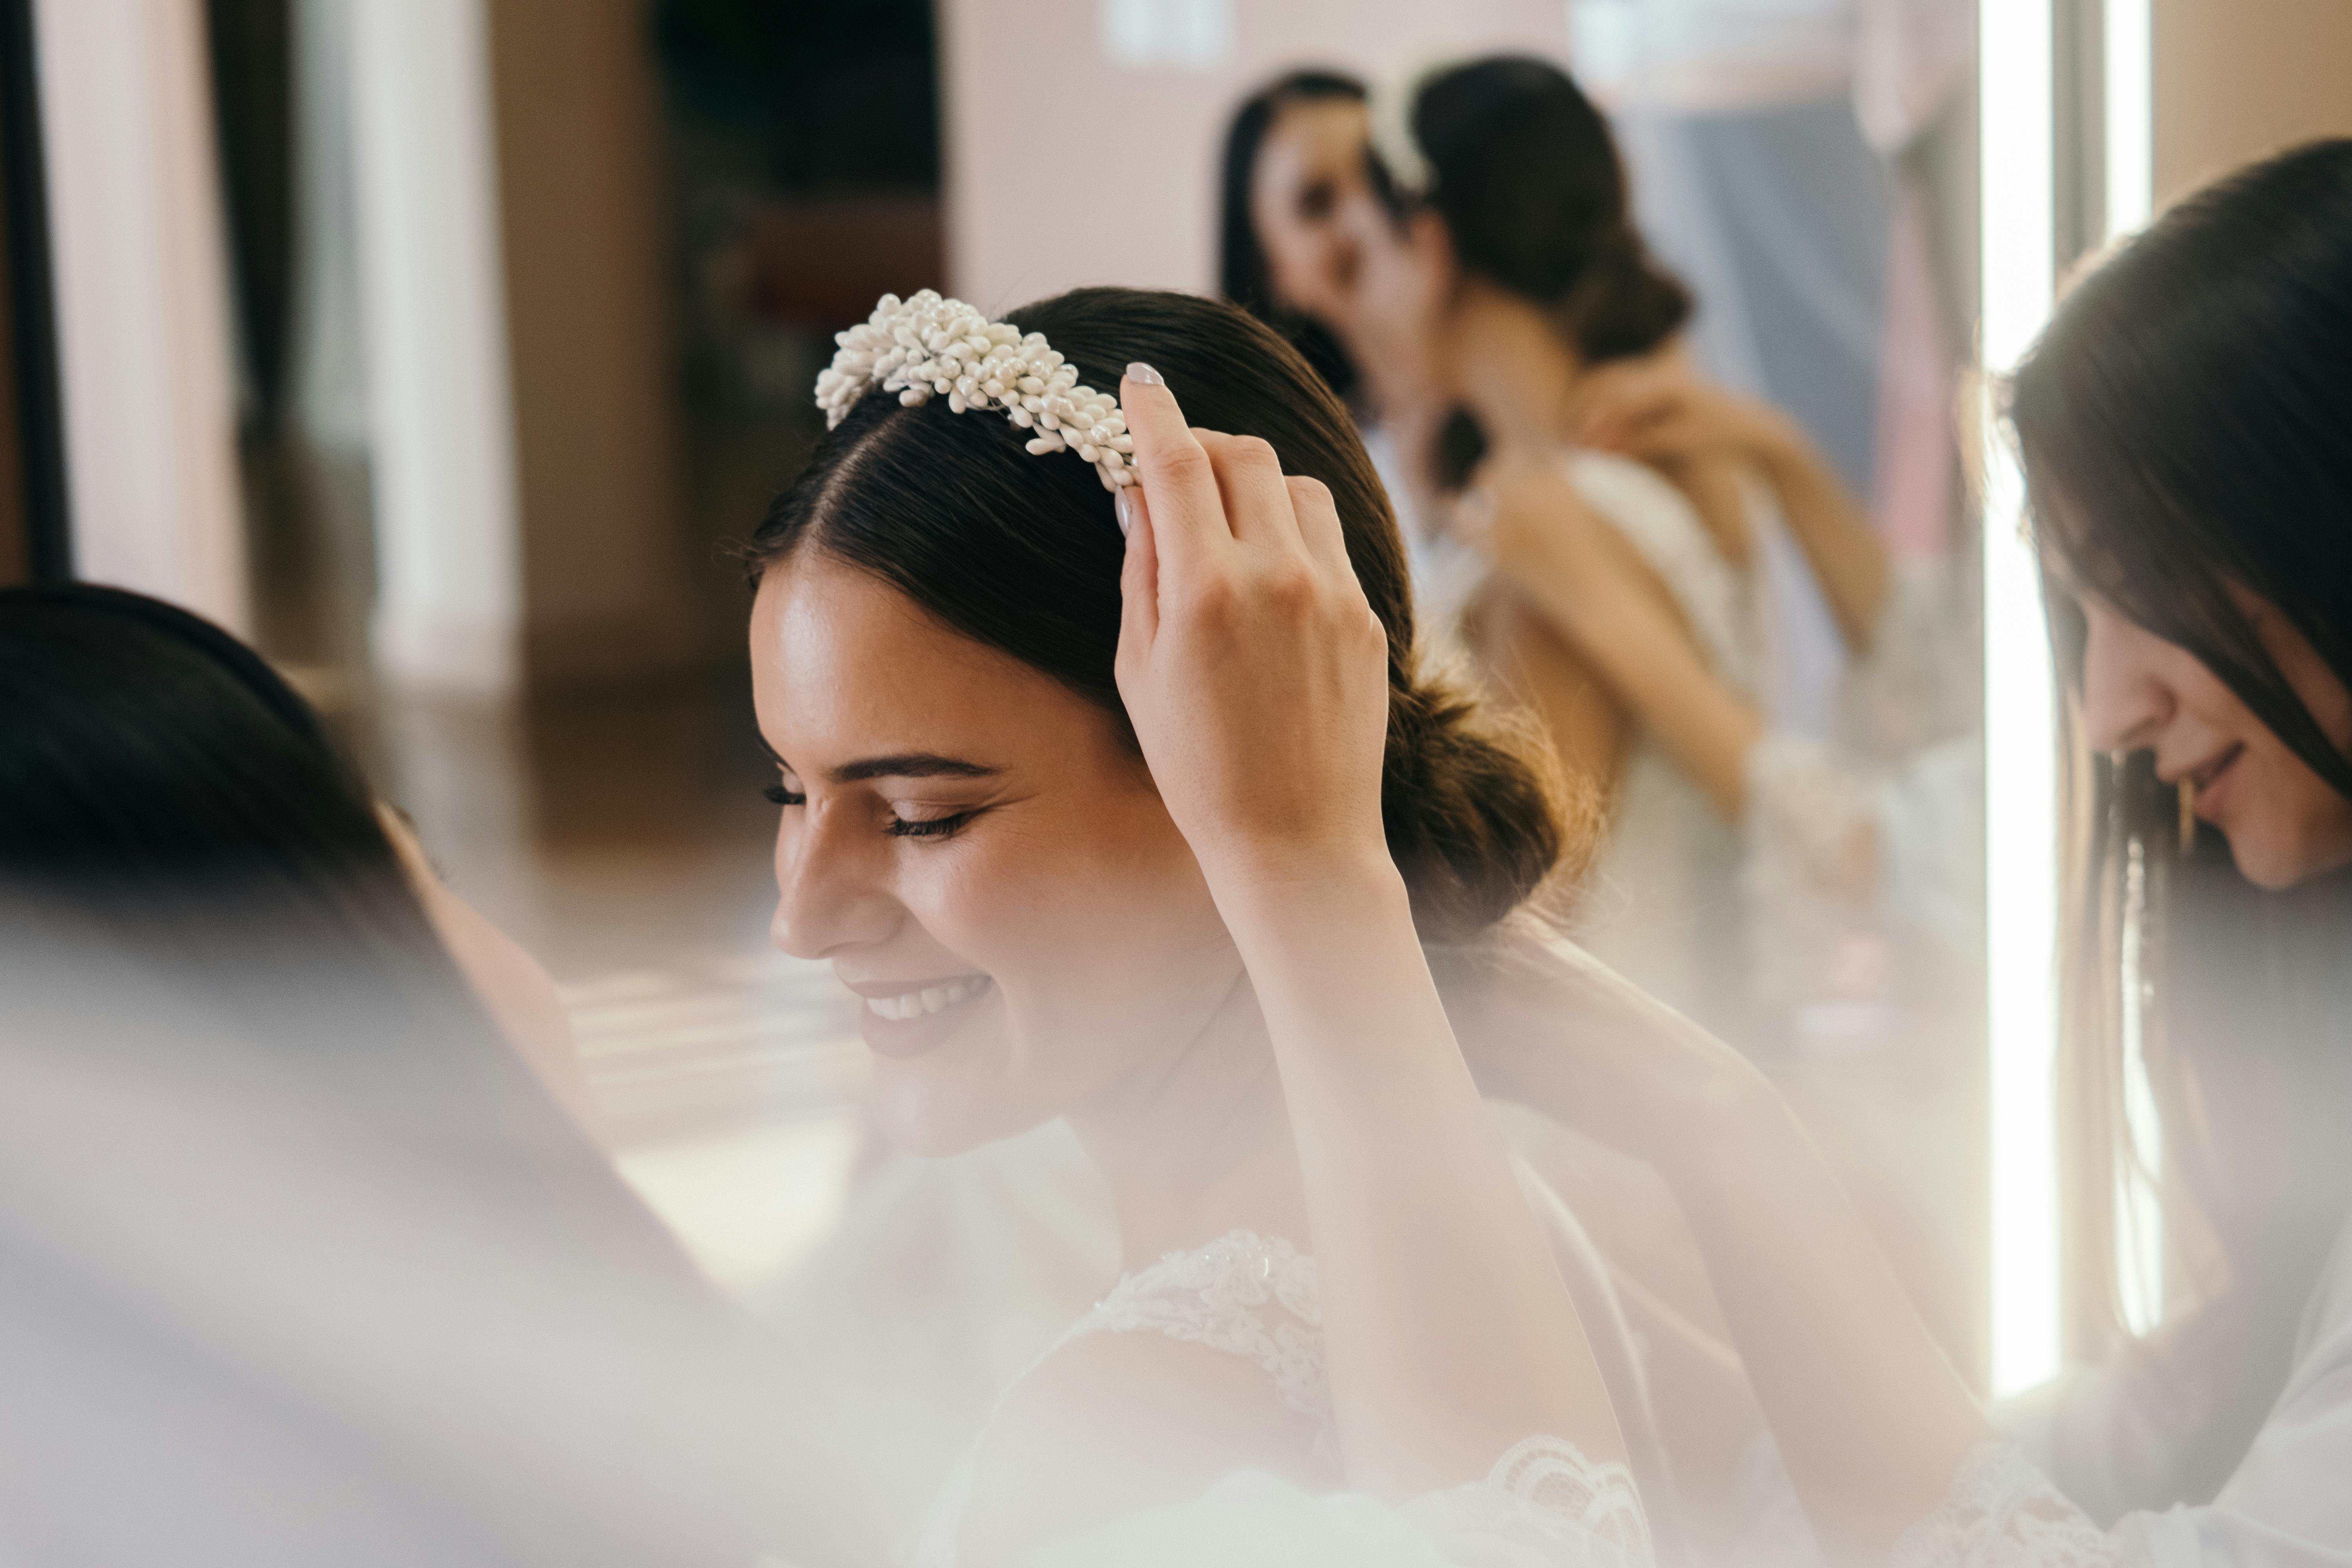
2078, 603, 2174, 755
769, 800, 898, 961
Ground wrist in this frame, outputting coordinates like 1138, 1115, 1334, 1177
1204, 841, 1411, 930
1203, 846, 1422, 984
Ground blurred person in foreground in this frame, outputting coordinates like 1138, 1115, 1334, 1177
0, 584, 867, 1566
1458, 139, 2352, 1568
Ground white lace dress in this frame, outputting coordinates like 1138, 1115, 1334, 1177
916, 1230, 1655, 1568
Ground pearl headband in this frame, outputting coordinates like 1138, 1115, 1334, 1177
815, 290, 1138, 492
1368, 71, 1437, 201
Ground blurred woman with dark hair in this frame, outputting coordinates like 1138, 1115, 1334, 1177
0, 584, 865, 1566
1475, 138, 2352, 1568
1345, 55, 1975, 1074
1216, 67, 1372, 406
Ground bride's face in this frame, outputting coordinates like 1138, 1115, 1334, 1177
750, 555, 1244, 1155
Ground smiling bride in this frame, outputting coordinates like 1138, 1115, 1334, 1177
744, 286, 1655, 1566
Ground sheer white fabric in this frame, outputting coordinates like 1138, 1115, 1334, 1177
919, 1229, 1655, 1568
1743, 1207, 2352, 1568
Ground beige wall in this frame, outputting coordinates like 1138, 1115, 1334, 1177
487, 0, 700, 688
941, 0, 1569, 313
36, 0, 248, 633
2154, 0, 2352, 207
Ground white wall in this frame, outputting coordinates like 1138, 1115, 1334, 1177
940, 0, 1570, 312
34, 0, 247, 633
346, 0, 523, 693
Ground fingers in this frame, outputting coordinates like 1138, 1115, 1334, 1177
1568, 360, 1676, 449
1116, 482, 1159, 681
1287, 475, 1350, 579
1195, 431, 1299, 552
1120, 365, 1230, 568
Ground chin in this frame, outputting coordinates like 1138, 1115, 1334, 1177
864, 1053, 1059, 1160
2222, 823, 2345, 891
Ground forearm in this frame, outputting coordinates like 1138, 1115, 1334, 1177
1214, 857, 1626, 1497
1519, 1035, 1987, 1568
1754, 419, 1889, 655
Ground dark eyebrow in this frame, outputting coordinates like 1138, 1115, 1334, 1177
831, 753, 1000, 784
753, 736, 998, 784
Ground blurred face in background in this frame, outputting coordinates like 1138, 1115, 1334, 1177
750, 557, 1244, 1156
2073, 581, 2352, 889
1334, 183, 1463, 411
1250, 98, 1374, 331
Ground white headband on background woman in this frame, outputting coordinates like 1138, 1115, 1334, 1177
1368, 70, 1437, 201
815, 290, 1138, 492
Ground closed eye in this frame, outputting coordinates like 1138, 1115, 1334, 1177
888, 810, 976, 840
762, 782, 805, 807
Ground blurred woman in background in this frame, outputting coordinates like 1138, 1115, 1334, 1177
0, 584, 865, 1566
1472, 137, 2352, 1568
1217, 67, 1372, 407
1344, 55, 1975, 1062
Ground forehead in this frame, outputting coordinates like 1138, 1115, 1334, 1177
1261, 100, 1368, 178
749, 552, 1105, 764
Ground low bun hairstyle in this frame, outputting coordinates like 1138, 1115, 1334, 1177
748, 287, 1584, 940
1406, 56, 1690, 364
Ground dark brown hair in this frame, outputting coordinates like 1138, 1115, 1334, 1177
748, 287, 1584, 939
1401, 56, 1690, 365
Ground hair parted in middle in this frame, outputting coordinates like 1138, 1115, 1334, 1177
750, 286, 1589, 941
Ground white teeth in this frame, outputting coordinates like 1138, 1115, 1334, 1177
864, 975, 988, 1021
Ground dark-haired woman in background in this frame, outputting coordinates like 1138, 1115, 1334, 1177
1475, 138, 2352, 1568
1217, 68, 1372, 408
1343, 56, 1975, 1065
0, 584, 866, 1566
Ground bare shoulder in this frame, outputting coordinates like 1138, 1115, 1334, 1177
953, 1330, 1328, 1566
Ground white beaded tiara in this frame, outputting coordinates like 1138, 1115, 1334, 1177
815, 290, 1138, 491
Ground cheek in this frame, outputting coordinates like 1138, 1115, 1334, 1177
868, 806, 1241, 1153
924, 807, 1229, 1004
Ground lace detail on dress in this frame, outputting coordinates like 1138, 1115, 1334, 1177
1889, 1441, 2124, 1568
1051, 1230, 1329, 1438
1404, 1435, 1655, 1568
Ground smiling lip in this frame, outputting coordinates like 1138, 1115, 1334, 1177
838, 972, 994, 1058
2176, 742, 2245, 819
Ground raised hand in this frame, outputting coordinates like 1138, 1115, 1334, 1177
1569, 351, 1794, 467
1111, 363, 1392, 897
1109, 364, 1630, 1499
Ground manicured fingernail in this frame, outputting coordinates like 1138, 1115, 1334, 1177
1114, 486, 1138, 537
1125, 361, 1164, 387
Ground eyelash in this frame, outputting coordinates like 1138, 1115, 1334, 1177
888, 813, 973, 840
760, 782, 975, 840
